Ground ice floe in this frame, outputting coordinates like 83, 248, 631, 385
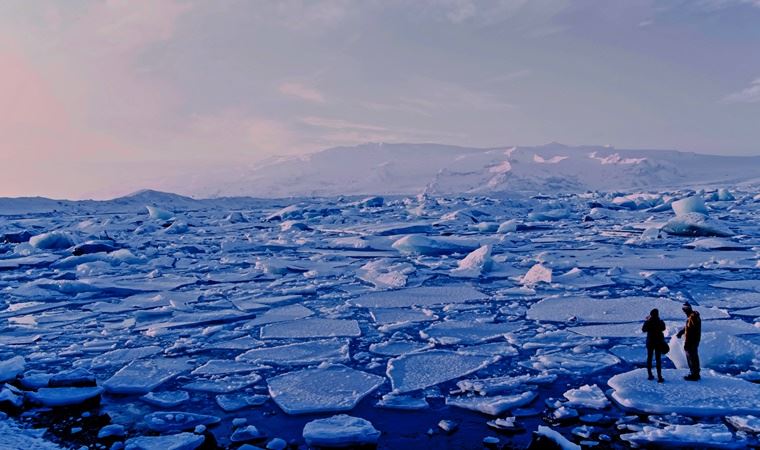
387, 350, 497, 393
609, 368, 760, 416
267, 364, 384, 414
302, 415, 380, 448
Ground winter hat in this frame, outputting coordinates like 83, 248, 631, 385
682, 302, 693, 312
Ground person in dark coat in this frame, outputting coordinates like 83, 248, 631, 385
642, 308, 666, 382
676, 302, 701, 381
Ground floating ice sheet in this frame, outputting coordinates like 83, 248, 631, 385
609, 368, 760, 416
260, 318, 361, 339
268, 364, 384, 414
420, 320, 522, 345
302, 415, 380, 448
352, 285, 487, 308
236, 339, 349, 365
527, 296, 728, 324
103, 358, 192, 395
387, 350, 497, 393
446, 392, 537, 416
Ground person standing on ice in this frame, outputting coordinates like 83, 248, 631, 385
676, 302, 701, 381
642, 308, 666, 383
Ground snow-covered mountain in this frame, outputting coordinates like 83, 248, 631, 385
199, 142, 760, 198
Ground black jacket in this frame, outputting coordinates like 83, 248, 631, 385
642, 317, 665, 348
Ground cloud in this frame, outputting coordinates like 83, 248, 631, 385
278, 82, 326, 103
722, 78, 760, 104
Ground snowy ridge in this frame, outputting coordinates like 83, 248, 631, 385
198, 142, 760, 198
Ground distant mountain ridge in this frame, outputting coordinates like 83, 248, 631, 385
198, 142, 760, 198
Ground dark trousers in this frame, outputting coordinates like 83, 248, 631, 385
646, 344, 662, 376
684, 344, 700, 376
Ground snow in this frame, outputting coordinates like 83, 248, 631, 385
387, 350, 497, 393
267, 364, 384, 414
609, 368, 760, 416
302, 415, 380, 448
146, 205, 174, 220
29, 231, 75, 250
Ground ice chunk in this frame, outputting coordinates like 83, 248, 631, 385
230, 425, 262, 442
144, 411, 220, 433
387, 350, 497, 393
497, 220, 518, 233
125, 432, 204, 450
528, 209, 569, 221
420, 320, 522, 345
521, 263, 551, 287
725, 415, 760, 433
534, 426, 581, 450
90, 346, 163, 369
671, 196, 708, 216
527, 296, 728, 323
609, 368, 760, 416
563, 384, 610, 409
357, 259, 413, 290
103, 358, 191, 394
141, 391, 190, 408
267, 364, 384, 414
352, 285, 487, 308
182, 374, 261, 393
392, 235, 478, 256
0, 356, 25, 383
684, 238, 748, 251
621, 424, 745, 449
662, 212, 732, 237
451, 245, 493, 278
302, 415, 380, 448
190, 360, 262, 376
215, 393, 268, 412
236, 339, 349, 366
241, 304, 314, 328
27, 387, 103, 407
368, 340, 432, 356
146, 205, 174, 220
29, 231, 75, 250
526, 351, 620, 374
446, 392, 537, 416
260, 318, 360, 339
667, 332, 760, 370
358, 196, 384, 208
376, 393, 430, 410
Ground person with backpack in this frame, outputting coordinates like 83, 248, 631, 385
642, 308, 666, 383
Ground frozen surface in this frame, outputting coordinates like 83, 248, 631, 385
302, 415, 380, 448
387, 350, 497, 393
620, 424, 746, 449
609, 369, 760, 416
2, 182, 760, 449
267, 365, 384, 414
